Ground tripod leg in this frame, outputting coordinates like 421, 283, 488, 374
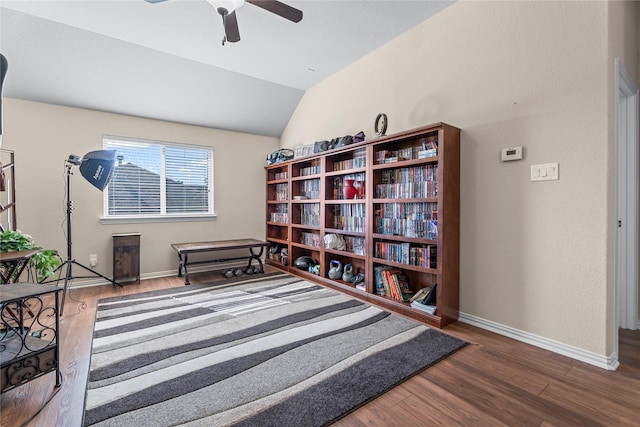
71, 260, 123, 287
61, 260, 73, 315
58, 259, 122, 316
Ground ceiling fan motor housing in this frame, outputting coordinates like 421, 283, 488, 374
208, 0, 244, 16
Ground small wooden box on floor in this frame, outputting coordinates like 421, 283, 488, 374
113, 233, 140, 284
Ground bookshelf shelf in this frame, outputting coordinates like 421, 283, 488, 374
325, 167, 367, 177
372, 157, 439, 169
325, 248, 367, 260
265, 122, 460, 327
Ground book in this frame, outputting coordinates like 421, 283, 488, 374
421, 283, 437, 306
382, 269, 400, 300
373, 266, 391, 297
393, 272, 414, 301
409, 286, 431, 303
410, 300, 436, 315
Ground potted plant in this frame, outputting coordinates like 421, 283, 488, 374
0, 229, 61, 283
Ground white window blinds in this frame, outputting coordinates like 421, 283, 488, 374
103, 136, 213, 218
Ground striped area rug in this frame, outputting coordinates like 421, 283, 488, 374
83, 272, 466, 426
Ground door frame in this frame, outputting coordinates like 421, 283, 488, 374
614, 57, 639, 358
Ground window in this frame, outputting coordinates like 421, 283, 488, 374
102, 135, 214, 221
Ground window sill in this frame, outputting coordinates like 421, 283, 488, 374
100, 214, 217, 225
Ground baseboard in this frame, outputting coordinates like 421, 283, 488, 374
66, 261, 249, 288
459, 312, 620, 371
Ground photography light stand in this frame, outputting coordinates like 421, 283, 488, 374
57, 158, 122, 314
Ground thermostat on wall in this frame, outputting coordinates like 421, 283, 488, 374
501, 146, 523, 161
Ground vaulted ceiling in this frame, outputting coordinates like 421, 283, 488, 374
0, 1, 454, 137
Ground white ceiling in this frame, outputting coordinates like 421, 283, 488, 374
0, 0, 454, 137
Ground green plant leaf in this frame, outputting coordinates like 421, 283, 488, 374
1, 230, 60, 282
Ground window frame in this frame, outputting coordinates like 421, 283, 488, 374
100, 135, 216, 224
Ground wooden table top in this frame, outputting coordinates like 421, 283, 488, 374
171, 238, 269, 253
0, 249, 40, 263
0, 282, 61, 303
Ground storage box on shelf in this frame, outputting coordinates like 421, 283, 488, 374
264, 122, 459, 327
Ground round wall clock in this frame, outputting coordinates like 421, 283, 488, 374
375, 113, 388, 137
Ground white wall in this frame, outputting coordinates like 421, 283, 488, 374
281, 1, 615, 356
3, 98, 279, 282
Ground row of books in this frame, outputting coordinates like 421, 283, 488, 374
373, 266, 438, 314
300, 232, 322, 248
418, 149, 437, 159
343, 235, 366, 256
333, 216, 366, 233
420, 138, 438, 151
299, 179, 320, 199
373, 266, 413, 301
374, 218, 438, 239
273, 183, 288, 201
269, 212, 289, 224
376, 147, 417, 164
300, 203, 321, 227
333, 203, 365, 218
376, 202, 437, 221
374, 241, 437, 267
299, 164, 321, 176
332, 203, 366, 232
375, 181, 437, 199
410, 245, 437, 269
379, 165, 438, 185
274, 171, 288, 180
332, 149, 366, 171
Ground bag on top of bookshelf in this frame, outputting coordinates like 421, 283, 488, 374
333, 135, 352, 148
313, 131, 364, 153
266, 149, 294, 165
313, 140, 332, 153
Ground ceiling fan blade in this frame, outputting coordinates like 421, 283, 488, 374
247, 0, 303, 23
224, 11, 241, 43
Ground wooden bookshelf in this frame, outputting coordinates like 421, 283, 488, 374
265, 122, 460, 327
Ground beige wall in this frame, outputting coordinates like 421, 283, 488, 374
2, 1, 636, 360
3, 98, 279, 281
282, 1, 616, 356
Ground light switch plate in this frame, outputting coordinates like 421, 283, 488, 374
531, 163, 559, 181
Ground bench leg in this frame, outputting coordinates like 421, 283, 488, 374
177, 253, 191, 285
248, 247, 265, 273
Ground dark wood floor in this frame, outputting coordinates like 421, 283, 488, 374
2, 268, 639, 426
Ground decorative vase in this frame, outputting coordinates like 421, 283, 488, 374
328, 260, 343, 280
354, 180, 364, 199
343, 179, 357, 199
342, 264, 354, 282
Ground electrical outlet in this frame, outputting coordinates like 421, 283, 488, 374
89, 254, 98, 267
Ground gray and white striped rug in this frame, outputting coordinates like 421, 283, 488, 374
83, 272, 465, 426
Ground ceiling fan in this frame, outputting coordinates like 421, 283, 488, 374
144, 0, 303, 45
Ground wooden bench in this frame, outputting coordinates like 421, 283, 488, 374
170, 238, 270, 285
